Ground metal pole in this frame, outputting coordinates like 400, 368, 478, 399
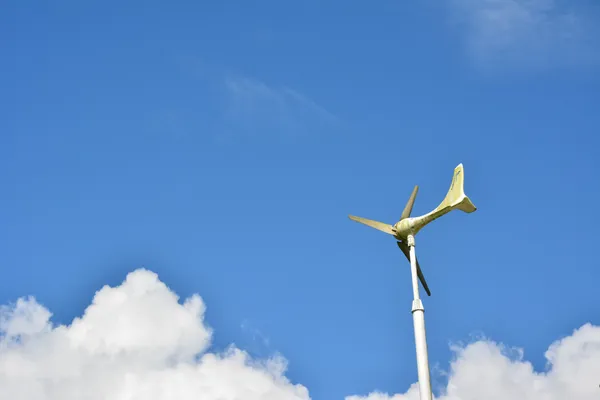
407, 234, 433, 400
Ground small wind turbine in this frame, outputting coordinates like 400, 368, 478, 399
349, 163, 477, 400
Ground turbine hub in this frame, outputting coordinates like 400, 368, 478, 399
394, 218, 414, 238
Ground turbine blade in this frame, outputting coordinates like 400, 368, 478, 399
348, 215, 395, 235
397, 241, 431, 296
400, 185, 419, 220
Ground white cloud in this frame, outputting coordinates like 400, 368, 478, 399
0, 269, 310, 400
222, 76, 338, 139
346, 384, 421, 400
2, 268, 599, 400
451, 0, 600, 69
347, 323, 600, 400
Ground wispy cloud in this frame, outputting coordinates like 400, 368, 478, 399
240, 319, 273, 359
450, 0, 600, 70
222, 76, 339, 140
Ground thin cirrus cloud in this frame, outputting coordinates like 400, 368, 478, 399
1, 269, 599, 400
450, 0, 600, 70
222, 76, 339, 139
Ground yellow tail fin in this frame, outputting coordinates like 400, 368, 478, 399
435, 163, 476, 213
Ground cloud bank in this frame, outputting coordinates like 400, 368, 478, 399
451, 0, 600, 70
0, 269, 309, 400
1, 268, 599, 400
347, 324, 600, 400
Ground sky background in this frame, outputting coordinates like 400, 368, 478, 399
1, 1, 600, 399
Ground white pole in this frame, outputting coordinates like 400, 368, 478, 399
407, 234, 433, 400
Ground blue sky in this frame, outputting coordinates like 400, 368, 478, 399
1, 1, 600, 399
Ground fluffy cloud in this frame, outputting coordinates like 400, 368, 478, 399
347, 324, 600, 400
2, 269, 599, 400
0, 269, 309, 400
346, 384, 421, 400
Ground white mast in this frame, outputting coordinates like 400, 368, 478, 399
407, 234, 432, 400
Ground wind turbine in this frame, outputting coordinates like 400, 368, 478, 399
349, 163, 477, 400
